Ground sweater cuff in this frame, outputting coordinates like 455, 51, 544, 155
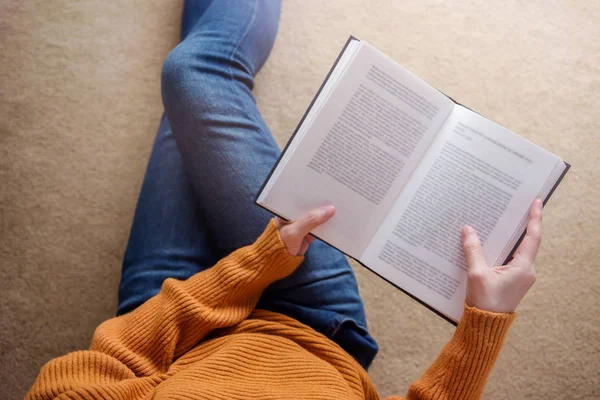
450, 303, 516, 380
460, 303, 516, 336
248, 219, 305, 279
423, 304, 516, 399
182, 219, 305, 307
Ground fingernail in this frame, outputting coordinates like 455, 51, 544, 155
322, 205, 335, 217
465, 226, 474, 235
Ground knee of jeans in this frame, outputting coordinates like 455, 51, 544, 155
161, 41, 254, 110
162, 43, 206, 112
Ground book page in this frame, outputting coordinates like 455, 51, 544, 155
258, 42, 454, 257
361, 105, 562, 321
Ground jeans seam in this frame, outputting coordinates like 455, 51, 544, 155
228, 0, 259, 80
223, 0, 272, 216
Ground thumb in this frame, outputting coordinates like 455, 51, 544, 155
461, 225, 487, 272
287, 205, 336, 243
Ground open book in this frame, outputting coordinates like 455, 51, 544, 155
256, 36, 569, 324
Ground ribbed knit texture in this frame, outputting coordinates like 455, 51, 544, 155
27, 220, 515, 400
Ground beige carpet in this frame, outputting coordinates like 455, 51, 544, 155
1, 1, 599, 399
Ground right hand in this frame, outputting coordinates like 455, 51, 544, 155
461, 199, 543, 313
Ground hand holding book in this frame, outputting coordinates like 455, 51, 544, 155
277, 199, 542, 315
462, 199, 542, 313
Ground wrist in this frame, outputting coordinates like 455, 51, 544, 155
464, 299, 516, 315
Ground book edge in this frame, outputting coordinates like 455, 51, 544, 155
501, 161, 571, 265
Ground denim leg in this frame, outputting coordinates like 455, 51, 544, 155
161, 0, 284, 253
128, 0, 378, 368
180, 0, 214, 41
118, 115, 220, 315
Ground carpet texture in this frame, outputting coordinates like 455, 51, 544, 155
1, 1, 598, 399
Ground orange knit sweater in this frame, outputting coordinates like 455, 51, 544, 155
27, 220, 515, 400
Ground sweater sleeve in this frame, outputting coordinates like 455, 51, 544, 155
387, 304, 516, 400
27, 220, 303, 398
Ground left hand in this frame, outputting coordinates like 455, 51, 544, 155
275, 205, 336, 256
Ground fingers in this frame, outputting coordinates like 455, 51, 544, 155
513, 199, 543, 265
287, 205, 335, 244
274, 216, 286, 230
297, 236, 316, 256
298, 238, 311, 256
462, 225, 487, 272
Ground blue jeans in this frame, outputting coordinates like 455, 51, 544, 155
117, 0, 378, 370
